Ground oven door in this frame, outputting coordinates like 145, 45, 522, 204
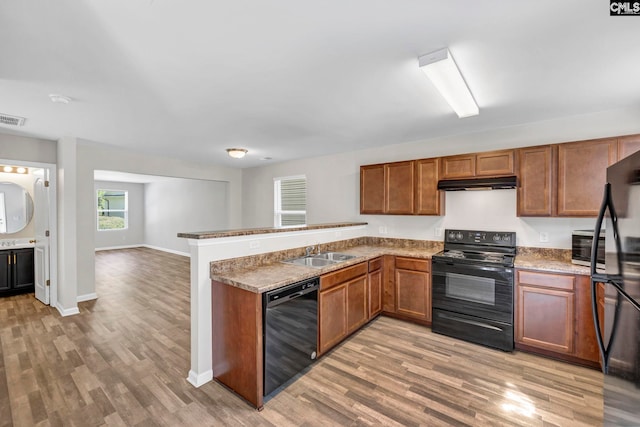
431, 259, 514, 323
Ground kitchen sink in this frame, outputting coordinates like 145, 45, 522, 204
312, 252, 357, 261
282, 252, 357, 268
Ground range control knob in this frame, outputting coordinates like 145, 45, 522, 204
503, 235, 510, 242
448, 232, 457, 240
456, 232, 463, 240
493, 235, 500, 241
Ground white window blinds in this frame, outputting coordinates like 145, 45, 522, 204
274, 176, 306, 227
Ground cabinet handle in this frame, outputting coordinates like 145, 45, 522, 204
13, 254, 16, 264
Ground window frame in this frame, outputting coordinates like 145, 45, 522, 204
274, 175, 307, 227
96, 188, 129, 231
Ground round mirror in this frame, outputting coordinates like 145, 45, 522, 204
0, 182, 34, 234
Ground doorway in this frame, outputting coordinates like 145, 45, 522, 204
0, 158, 57, 307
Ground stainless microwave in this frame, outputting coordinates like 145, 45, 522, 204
572, 230, 605, 269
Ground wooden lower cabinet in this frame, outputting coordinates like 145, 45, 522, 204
393, 257, 431, 323
211, 280, 263, 409
319, 284, 348, 354
0, 248, 35, 297
368, 257, 383, 319
318, 262, 367, 355
515, 269, 600, 366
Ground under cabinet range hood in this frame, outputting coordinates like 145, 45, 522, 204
437, 176, 518, 191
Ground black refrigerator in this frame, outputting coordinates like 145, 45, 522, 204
591, 149, 640, 425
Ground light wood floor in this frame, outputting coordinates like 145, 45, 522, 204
0, 248, 604, 426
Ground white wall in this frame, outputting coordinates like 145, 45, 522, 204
144, 178, 229, 255
242, 108, 640, 249
0, 133, 57, 164
94, 180, 145, 249
76, 141, 242, 300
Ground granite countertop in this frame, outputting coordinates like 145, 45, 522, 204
178, 221, 367, 239
211, 244, 442, 294
514, 256, 591, 275
210, 239, 593, 294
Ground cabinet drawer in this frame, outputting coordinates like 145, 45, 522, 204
368, 257, 382, 272
321, 262, 367, 291
517, 270, 575, 291
395, 257, 429, 272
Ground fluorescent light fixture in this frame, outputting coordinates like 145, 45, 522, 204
226, 148, 248, 159
419, 48, 479, 118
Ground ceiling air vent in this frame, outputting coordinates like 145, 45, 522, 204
0, 113, 26, 127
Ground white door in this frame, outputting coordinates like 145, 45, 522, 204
34, 177, 50, 304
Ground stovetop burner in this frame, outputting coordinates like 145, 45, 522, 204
433, 229, 516, 268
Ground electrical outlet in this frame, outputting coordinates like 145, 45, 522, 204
539, 232, 549, 243
249, 240, 260, 249
378, 226, 387, 234
435, 227, 443, 237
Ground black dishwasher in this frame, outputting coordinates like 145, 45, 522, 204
263, 277, 319, 397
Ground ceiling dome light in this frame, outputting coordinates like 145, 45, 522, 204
3, 166, 13, 173
49, 94, 72, 104
226, 148, 248, 159
16, 167, 27, 174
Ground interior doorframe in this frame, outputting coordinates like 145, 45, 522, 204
0, 158, 57, 307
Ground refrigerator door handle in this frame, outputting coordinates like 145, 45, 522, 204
590, 183, 615, 373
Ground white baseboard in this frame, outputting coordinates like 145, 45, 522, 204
95, 244, 143, 251
56, 303, 80, 317
77, 292, 98, 302
142, 244, 190, 257
187, 370, 213, 388
94, 244, 189, 257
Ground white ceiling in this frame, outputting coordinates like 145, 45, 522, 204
1, 1, 639, 168
94, 170, 178, 184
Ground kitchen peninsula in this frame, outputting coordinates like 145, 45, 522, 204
181, 222, 597, 409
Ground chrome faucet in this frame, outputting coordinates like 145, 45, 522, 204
305, 245, 320, 256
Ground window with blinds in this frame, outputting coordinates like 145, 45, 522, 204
274, 175, 306, 227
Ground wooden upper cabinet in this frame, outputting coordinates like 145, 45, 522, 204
360, 161, 419, 215
360, 164, 385, 214
618, 134, 640, 160
385, 161, 415, 214
440, 154, 475, 179
476, 149, 515, 176
441, 149, 515, 179
557, 138, 617, 217
517, 145, 556, 217
414, 158, 444, 215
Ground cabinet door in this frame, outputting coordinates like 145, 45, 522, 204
13, 248, 35, 289
476, 149, 515, 177
382, 255, 396, 313
440, 154, 475, 179
368, 268, 382, 319
415, 158, 444, 215
319, 285, 348, 355
346, 275, 368, 334
385, 161, 415, 214
395, 269, 431, 322
557, 138, 617, 216
618, 134, 640, 160
517, 145, 555, 217
0, 251, 10, 292
575, 275, 601, 363
360, 164, 385, 214
516, 271, 576, 355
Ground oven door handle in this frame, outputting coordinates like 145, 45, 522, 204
437, 312, 502, 331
